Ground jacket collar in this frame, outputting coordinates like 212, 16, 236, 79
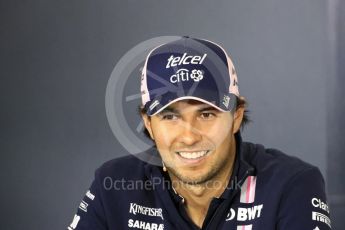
219, 132, 256, 200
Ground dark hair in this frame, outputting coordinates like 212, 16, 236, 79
138, 97, 251, 140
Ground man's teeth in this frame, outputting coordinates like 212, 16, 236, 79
178, 151, 208, 159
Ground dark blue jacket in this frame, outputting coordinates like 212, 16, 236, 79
68, 135, 332, 230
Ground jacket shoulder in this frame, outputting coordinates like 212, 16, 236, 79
242, 142, 320, 178
95, 154, 147, 180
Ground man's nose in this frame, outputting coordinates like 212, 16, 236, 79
177, 121, 202, 146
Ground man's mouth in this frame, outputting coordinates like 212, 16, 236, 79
176, 150, 210, 160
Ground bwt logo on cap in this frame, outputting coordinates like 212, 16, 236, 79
166, 53, 207, 68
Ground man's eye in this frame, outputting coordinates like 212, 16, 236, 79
200, 112, 215, 119
161, 114, 178, 120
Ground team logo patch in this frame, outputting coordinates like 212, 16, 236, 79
311, 197, 330, 213
312, 211, 331, 228
166, 53, 207, 68
68, 214, 80, 230
149, 100, 160, 111
190, 69, 203, 81
129, 202, 164, 220
169, 69, 204, 83
86, 190, 95, 200
225, 204, 263, 222
78, 200, 88, 212
222, 95, 230, 108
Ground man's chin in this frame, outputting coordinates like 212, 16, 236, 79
168, 169, 213, 185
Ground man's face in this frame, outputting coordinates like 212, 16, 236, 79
143, 100, 243, 185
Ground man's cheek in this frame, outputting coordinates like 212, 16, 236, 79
159, 132, 174, 147
204, 131, 227, 146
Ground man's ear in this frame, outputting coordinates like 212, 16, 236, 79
232, 97, 245, 134
142, 113, 154, 140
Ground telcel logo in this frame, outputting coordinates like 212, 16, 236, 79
170, 69, 204, 83
166, 53, 207, 68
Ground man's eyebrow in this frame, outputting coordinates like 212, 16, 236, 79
158, 105, 219, 114
197, 106, 219, 112
159, 107, 178, 114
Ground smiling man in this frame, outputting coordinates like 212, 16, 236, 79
144, 100, 238, 184
141, 99, 241, 228
68, 37, 332, 230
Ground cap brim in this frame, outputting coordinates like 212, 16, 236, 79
149, 96, 227, 116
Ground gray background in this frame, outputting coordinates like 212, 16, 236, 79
1, 0, 344, 229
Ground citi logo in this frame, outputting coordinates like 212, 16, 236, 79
170, 69, 204, 83
166, 53, 207, 68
